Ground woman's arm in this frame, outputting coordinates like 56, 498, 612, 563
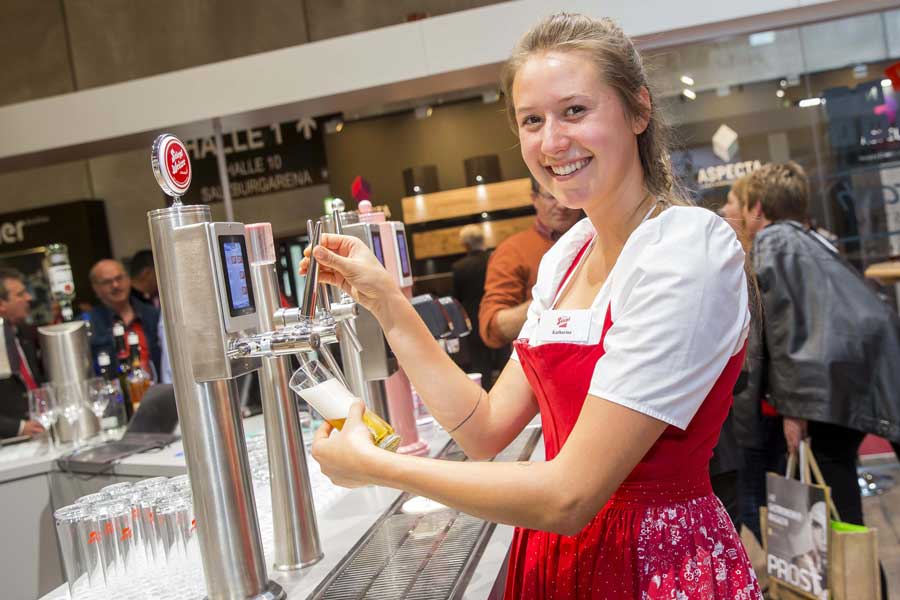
313, 395, 668, 535
306, 234, 538, 458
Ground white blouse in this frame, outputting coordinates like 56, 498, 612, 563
511, 206, 750, 430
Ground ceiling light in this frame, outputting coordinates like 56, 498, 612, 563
749, 31, 775, 46
776, 89, 785, 98
882, 78, 893, 88
324, 118, 344, 134
482, 90, 500, 104
475, 175, 484, 183
414, 106, 433, 120
680, 75, 694, 86
413, 185, 421, 193
798, 97, 822, 108
682, 89, 696, 101
779, 79, 788, 89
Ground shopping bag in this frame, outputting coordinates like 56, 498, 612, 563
829, 521, 880, 600
762, 440, 880, 600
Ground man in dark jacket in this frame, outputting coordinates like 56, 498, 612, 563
0, 268, 46, 438
452, 225, 493, 388
87, 259, 161, 376
744, 162, 900, 532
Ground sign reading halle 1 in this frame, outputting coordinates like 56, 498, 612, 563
180, 117, 329, 205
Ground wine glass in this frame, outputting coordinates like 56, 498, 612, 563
85, 377, 117, 441
28, 385, 58, 450
56, 382, 86, 448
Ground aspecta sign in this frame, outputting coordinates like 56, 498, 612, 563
181, 117, 329, 204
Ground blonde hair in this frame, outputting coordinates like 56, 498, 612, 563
500, 13, 691, 209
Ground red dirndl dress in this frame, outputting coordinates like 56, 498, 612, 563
504, 245, 762, 599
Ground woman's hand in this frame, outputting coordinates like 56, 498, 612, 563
300, 233, 398, 319
310, 401, 383, 488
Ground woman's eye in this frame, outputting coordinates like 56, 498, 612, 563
520, 115, 542, 127
565, 105, 586, 117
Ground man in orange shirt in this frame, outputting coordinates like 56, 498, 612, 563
479, 178, 581, 351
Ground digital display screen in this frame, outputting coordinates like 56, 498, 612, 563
218, 235, 255, 317
396, 231, 411, 278
371, 230, 385, 266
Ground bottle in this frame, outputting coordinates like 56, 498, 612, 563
44, 243, 76, 321
126, 331, 151, 410
97, 351, 126, 431
112, 324, 133, 420
290, 360, 401, 452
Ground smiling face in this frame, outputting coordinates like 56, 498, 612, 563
512, 50, 647, 212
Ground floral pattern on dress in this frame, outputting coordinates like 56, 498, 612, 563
637, 495, 762, 600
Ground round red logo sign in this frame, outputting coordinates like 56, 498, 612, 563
151, 134, 192, 197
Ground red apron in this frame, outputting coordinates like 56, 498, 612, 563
504, 242, 762, 599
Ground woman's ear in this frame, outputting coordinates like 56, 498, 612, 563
633, 86, 651, 135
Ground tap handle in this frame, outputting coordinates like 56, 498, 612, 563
301, 219, 322, 319
331, 198, 345, 235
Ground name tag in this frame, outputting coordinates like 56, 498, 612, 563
535, 309, 592, 344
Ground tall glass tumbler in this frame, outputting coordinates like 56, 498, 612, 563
92, 499, 133, 593
54, 504, 89, 598
74, 506, 106, 592
153, 495, 189, 587
290, 358, 401, 451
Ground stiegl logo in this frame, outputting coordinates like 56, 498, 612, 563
556, 315, 571, 329
169, 147, 188, 181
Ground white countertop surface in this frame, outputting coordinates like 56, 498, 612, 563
33, 415, 542, 599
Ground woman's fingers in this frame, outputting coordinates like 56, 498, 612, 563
313, 421, 333, 443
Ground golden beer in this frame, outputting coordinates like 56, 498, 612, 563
291, 363, 401, 452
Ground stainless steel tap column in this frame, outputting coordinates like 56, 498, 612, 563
149, 203, 283, 600
246, 222, 323, 571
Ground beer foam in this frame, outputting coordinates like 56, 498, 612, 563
297, 378, 355, 421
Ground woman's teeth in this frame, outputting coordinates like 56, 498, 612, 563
549, 158, 591, 176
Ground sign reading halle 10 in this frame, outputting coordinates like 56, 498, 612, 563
177, 117, 330, 205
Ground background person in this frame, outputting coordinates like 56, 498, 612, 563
87, 259, 161, 376
451, 225, 494, 388
301, 14, 761, 598
0, 268, 46, 438
128, 249, 159, 307
478, 177, 581, 354
719, 174, 787, 542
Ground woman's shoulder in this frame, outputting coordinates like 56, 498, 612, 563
624, 205, 743, 269
611, 205, 745, 304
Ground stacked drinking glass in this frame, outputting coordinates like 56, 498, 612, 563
53, 476, 205, 599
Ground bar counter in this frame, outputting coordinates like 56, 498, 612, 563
0, 414, 541, 599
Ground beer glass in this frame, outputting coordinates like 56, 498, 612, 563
289, 358, 401, 451
56, 381, 86, 448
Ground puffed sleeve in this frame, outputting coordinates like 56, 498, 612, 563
587, 208, 750, 429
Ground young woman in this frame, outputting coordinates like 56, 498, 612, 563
302, 13, 761, 599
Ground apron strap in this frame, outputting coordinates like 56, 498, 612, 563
555, 238, 593, 296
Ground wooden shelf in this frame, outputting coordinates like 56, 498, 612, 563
411, 215, 534, 260
401, 178, 532, 224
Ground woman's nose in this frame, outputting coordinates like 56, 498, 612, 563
540, 119, 570, 156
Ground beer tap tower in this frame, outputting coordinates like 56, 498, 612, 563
148, 134, 330, 598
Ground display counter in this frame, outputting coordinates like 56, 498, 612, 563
1, 414, 541, 599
